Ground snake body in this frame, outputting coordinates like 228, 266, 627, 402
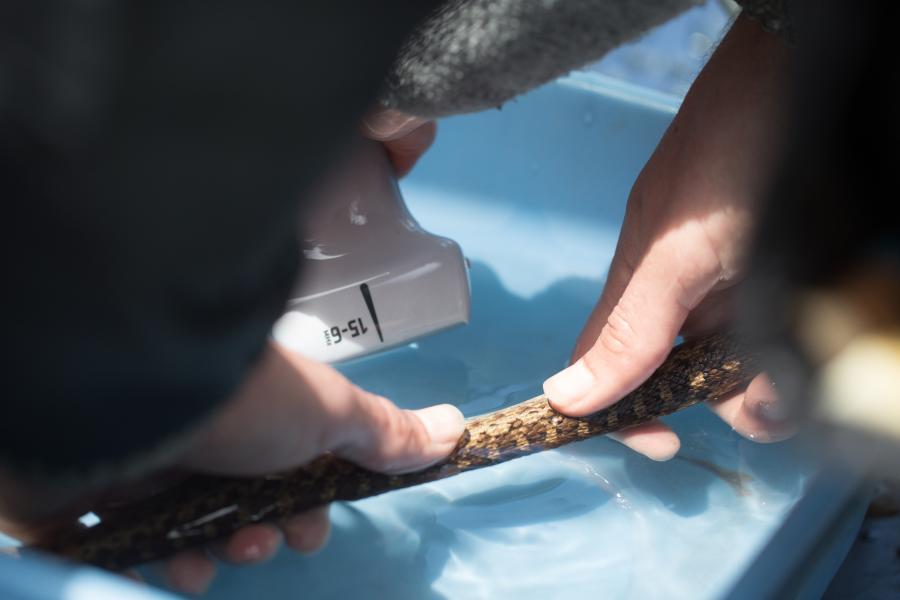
33, 332, 755, 570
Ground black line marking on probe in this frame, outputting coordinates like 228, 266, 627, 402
360, 283, 384, 342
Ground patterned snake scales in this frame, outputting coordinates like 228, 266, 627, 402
32, 332, 756, 571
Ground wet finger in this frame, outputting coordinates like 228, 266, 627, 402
608, 419, 681, 461
210, 524, 283, 565
164, 549, 216, 596
332, 395, 465, 475
280, 506, 331, 554
707, 373, 796, 442
382, 120, 437, 177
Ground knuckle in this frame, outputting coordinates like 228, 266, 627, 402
628, 220, 730, 315
599, 301, 639, 356
367, 396, 398, 452
317, 378, 361, 451
594, 301, 670, 369
674, 224, 730, 286
364, 395, 424, 469
379, 397, 412, 439
318, 369, 357, 416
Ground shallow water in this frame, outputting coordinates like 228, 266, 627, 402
200, 171, 814, 598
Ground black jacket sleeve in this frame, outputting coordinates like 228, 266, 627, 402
0, 0, 436, 480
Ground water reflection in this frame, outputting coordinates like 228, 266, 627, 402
196, 261, 810, 600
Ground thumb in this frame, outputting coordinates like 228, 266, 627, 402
181, 343, 465, 477
328, 393, 465, 475
360, 107, 436, 178
544, 231, 722, 417
360, 108, 428, 141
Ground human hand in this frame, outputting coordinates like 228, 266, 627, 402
156, 108, 440, 593
0, 108, 445, 593
167, 342, 464, 593
543, 14, 795, 460
1, 343, 464, 595
361, 108, 436, 177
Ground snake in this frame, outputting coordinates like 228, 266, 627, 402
30, 332, 756, 571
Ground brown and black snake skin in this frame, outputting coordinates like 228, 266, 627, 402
31, 332, 756, 571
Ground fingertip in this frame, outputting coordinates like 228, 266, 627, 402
609, 422, 681, 461
545, 334, 675, 418
373, 403, 466, 474
380, 403, 465, 474
281, 506, 331, 555
338, 396, 465, 475
707, 383, 797, 444
743, 373, 789, 421
738, 373, 797, 442
543, 360, 601, 416
165, 550, 216, 596
217, 525, 283, 565
413, 403, 465, 447
732, 409, 798, 443
386, 120, 437, 177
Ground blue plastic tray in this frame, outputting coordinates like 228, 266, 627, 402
0, 73, 866, 599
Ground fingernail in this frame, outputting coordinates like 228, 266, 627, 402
361, 109, 426, 140
413, 404, 465, 446
543, 360, 596, 408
